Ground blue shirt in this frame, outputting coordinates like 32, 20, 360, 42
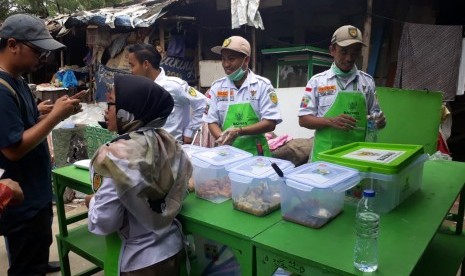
0, 72, 52, 231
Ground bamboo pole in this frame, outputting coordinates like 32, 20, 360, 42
159, 23, 165, 53
59, 37, 64, 68
252, 28, 256, 72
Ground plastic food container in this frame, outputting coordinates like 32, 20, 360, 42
281, 162, 360, 228
191, 145, 252, 203
182, 145, 205, 192
182, 144, 204, 159
227, 157, 294, 216
318, 142, 426, 213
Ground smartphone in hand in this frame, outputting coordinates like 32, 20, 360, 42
71, 89, 90, 100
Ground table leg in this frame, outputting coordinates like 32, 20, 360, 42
53, 175, 68, 236
455, 186, 465, 234
230, 246, 254, 276
56, 236, 71, 276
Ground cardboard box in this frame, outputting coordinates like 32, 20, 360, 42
35, 88, 70, 104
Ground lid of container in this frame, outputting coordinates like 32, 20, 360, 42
318, 142, 424, 174
285, 161, 360, 191
181, 144, 204, 158
226, 156, 294, 179
192, 145, 252, 166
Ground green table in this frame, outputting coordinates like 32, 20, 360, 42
252, 160, 465, 275
53, 165, 106, 276
180, 193, 282, 275
53, 165, 283, 276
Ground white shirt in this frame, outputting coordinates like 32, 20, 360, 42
88, 169, 183, 273
155, 68, 207, 141
204, 70, 282, 126
298, 67, 380, 117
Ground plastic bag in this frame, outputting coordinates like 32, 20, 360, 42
428, 151, 452, 161
61, 70, 78, 88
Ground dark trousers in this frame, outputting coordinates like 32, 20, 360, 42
5, 204, 53, 276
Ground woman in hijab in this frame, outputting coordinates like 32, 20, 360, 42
85, 75, 192, 275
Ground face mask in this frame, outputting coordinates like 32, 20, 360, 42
227, 59, 247, 82
331, 62, 356, 78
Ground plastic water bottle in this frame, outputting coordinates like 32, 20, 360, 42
366, 113, 378, 142
354, 189, 379, 272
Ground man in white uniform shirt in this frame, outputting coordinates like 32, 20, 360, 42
205, 36, 282, 156
298, 25, 386, 161
127, 44, 206, 144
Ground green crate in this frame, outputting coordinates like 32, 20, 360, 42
318, 142, 424, 174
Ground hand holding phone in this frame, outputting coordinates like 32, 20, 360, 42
70, 89, 90, 100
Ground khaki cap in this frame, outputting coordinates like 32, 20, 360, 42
331, 25, 366, 47
211, 36, 250, 56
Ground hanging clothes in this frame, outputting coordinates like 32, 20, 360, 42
394, 23, 462, 101
166, 34, 186, 58
231, 0, 264, 30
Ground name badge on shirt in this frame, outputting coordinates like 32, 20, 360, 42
217, 90, 234, 101
317, 85, 336, 96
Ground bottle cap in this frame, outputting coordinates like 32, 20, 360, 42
363, 189, 375, 197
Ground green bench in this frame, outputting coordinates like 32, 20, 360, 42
55, 225, 106, 276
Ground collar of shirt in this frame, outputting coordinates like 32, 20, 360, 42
220, 69, 258, 90
154, 67, 168, 86
327, 66, 358, 88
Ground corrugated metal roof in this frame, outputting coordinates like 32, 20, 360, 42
58, 0, 176, 29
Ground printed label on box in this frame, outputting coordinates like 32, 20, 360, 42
342, 148, 406, 163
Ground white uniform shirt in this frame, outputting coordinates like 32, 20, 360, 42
298, 67, 380, 117
155, 68, 207, 141
88, 168, 183, 272
204, 70, 282, 127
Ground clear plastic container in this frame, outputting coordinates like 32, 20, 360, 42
318, 142, 427, 213
281, 162, 360, 228
359, 154, 428, 213
182, 144, 204, 159
227, 157, 294, 216
191, 146, 252, 203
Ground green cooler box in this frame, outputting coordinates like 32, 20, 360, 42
318, 142, 427, 213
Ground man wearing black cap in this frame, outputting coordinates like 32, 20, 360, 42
0, 14, 82, 275
298, 25, 386, 161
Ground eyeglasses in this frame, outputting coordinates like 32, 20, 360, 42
107, 102, 116, 109
21, 42, 51, 59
